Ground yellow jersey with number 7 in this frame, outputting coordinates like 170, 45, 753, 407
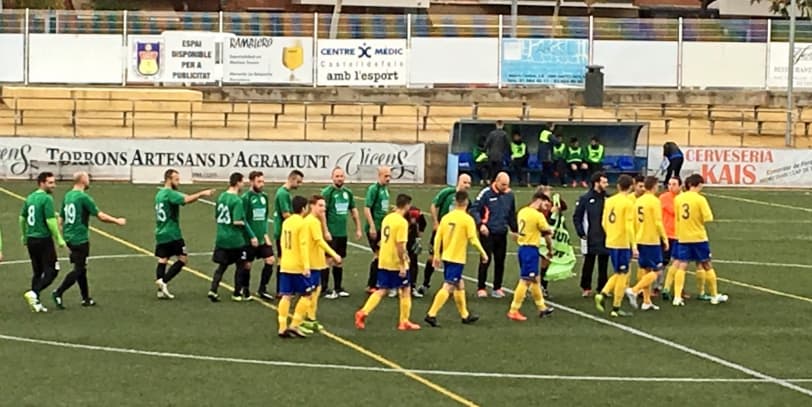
674, 191, 713, 243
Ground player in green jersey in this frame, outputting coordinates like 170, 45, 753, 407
258, 169, 303, 300
418, 173, 472, 296
52, 172, 126, 309
20, 172, 66, 313
209, 173, 258, 302
239, 171, 275, 301
364, 166, 391, 293
154, 169, 215, 299
321, 167, 362, 299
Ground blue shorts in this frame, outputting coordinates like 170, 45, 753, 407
675, 241, 711, 263
662, 239, 678, 264
377, 268, 410, 290
637, 244, 664, 270
278, 272, 314, 296
518, 245, 540, 280
609, 248, 631, 274
443, 262, 464, 284
309, 269, 326, 287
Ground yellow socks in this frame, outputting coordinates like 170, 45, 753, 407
428, 289, 450, 318
664, 264, 676, 292
705, 268, 719, 297
633, 272, 658, 304
602, 274, 618, 295
308, 286, 322, 320
453, 290, 469, 319
674, 269, 686, 299
636, 267, 645, 287
529, 281, 547, 310
361, 291, 383, 314
695, 269, 707, 295
291, 296, 311, 328
398, 292, 412, 323
510, 281, 529, 312
277, 296, 291, 333
612, 273, 628, 308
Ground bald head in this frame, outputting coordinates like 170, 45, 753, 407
456, 173, 472, 192
493, 172, 510, 193
377, 166, 391, 186
331, 166, 345, 187
73, 171, 90, 189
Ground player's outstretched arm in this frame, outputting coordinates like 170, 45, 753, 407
351, 207, 362, 240
184, 188, 215, 204
97, 211, 127, 226
46, 217, 66, 247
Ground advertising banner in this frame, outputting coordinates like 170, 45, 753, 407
223, 36, 313, 84
0, 137, 425, 184
316, 39, 407, 86
767, 42, 812, 89
500, 38, 588, 85
0, 34, 24, 82
647, 146, 812, 187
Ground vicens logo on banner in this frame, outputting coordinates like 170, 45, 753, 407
0, 138, 425, 184
317, 39, 407, 86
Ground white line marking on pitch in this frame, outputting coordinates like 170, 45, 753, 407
706, 192, 812, 213
2, 333, 812, 384
0, 252, 211, 266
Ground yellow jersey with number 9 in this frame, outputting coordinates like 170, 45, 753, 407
602, 192, 636, 249
674, 191, 713, 243
378, 212, 408, 270
516, 206, 550, 246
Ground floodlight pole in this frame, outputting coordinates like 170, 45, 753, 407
786, 0, 797, 147
329, 0, 343, 39
511, 0, 518, 38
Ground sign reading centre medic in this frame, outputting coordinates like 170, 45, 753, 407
317, 39, 407, 86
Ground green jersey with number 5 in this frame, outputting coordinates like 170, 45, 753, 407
154, 187, 186, 244
215, 191, 248, 249
20, 189, 56, 239
61, 189, 100, 245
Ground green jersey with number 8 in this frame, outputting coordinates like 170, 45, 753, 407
61, 189, 100, 245
21, 190, 56, 239
154, 187, 186, 244
215, 192, 248, 249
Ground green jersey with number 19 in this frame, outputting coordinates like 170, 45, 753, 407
61, 189, 100, 245
21, 190, 56, 239
154, 187, 186, 244
215, 191, 248, 249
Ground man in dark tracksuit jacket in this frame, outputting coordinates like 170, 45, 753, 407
573, 172, 609, 296
470, 173, 517, 298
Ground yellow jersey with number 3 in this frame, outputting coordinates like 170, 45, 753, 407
516, 206, 550, 247
280, 214, 309, 273
674, 191, 713, 243
602, 192, 636, 249
636, 192, 667, 245
378, 212, 408, 270
433, 208, 485, 264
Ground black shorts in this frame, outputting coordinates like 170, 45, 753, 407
329, 236, 348, 258
212, 247, 248, 266
427, 230, 437, 256
246, 244, 274, 261
274, 238, 282, 261
367, 231, 381, 252
68, 242, 90, 266
154, 239, 187, 259
27, 236, 58, 272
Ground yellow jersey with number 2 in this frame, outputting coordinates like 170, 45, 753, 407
516, 206, 551, 247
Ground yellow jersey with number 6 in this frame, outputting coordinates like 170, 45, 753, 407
378, 212, 408, 270
516, 207, 550, 247
602, 192, 636, 249
674, 191, 713, 243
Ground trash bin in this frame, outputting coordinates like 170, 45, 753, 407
584, 65, 604, 108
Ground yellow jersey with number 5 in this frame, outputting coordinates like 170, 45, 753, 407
602, 192, 636, 249
635, 192, 667, 245
378, 212, 408, 270
516, 206, 550, 247
674, 191, 713, 243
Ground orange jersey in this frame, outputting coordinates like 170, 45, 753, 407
660, 191, 677, 239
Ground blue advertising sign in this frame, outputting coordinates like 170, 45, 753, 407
501, 38, 588, 85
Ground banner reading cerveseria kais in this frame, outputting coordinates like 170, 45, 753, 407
316, 39, 407, 86
647, 146, 812, 187
0, 137, 425, 184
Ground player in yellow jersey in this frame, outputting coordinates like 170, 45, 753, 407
277, 196, 314, 338
301, 195, 342, 333
355, 194, 421, 331
424, 191, 487, 327
594, 175, 638, 317
625, 176, 668, 311
628, 175, 644, 289
508, 191, 555, 321
672, 174, 727, 306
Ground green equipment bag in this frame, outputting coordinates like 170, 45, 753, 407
539, 194, 577, 281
